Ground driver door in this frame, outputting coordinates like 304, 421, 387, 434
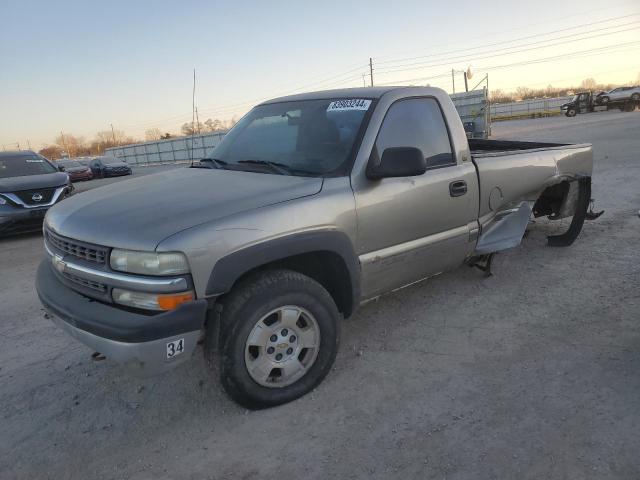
353, 97, 479, 299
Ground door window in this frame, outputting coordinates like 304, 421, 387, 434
375, 98, 455, 170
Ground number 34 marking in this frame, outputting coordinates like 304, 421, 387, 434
166, 338, 185, 359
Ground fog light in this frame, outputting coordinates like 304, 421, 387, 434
112, 289, 194, 311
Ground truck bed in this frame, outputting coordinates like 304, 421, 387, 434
469, 138, 569, 154
468, 139, 593, 224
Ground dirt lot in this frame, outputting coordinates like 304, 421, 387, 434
1, 111, 639, 479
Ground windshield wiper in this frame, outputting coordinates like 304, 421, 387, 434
191, 158, 228, 169
237, 159, 292, 176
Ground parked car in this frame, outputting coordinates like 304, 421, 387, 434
596, 86, 640, 104
87, 156, 132, 178
562, 90, 639, 116
0, 151, 73, 235
36, 87, 597, 408
57, 159, 93, 182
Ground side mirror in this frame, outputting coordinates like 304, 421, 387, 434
57, 165, 65, 172
366, 147, 426, 180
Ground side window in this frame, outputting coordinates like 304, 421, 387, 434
375, 98, 455, 170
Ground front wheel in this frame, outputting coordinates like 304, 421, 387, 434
214, 269, 340, 409
599, 96, 610, 104
565, 108, 577, 117
631, 93, 639, 101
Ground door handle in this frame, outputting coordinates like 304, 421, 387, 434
449, 180, 467, 197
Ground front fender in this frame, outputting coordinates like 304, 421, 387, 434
205, 230, 360, 306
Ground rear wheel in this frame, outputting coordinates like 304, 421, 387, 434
213, 269, 340, 409
565, 108, 577, 117
631, 93, 639, 101
599, 96, 610, 104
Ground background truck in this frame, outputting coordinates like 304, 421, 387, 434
37, 86, 596, 409
561, 89, 639, 117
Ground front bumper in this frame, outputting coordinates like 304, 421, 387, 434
105, 168, 131, 177
36, 259, 208, 376
0, 205, 49, 234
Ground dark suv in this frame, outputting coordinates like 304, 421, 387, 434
87, 156, 132, 178
0, 151, 73, 235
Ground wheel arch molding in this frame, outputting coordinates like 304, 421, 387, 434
206, 231, 361, 318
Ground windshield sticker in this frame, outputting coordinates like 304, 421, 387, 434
26, 159, 44, 163
327, 99, 372, 112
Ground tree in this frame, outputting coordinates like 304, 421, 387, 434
39, 145, 64, 160
145, 128, 162, 141
204, 118, 223, 132
181, 121, 205, 136
580, 78, 597, 90
89, 129, 135, 154
490, 89, 512, 104
160, 133, 172, 140
514, 86, 534, 100
55, 133, 89, 158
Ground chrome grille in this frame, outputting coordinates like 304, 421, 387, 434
45, 229, 108, 264
14, 188, 56, 205
62, 272, 108, 293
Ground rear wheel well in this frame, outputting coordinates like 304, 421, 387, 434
225, 251, 354, 318
533, 181, 570, 218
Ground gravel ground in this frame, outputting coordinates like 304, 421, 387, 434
1, 111, 639, 479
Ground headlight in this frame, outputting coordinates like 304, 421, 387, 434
110, 249, 190, 276
112, 288, 194, 311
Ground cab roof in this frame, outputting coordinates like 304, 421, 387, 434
259, 86, 432, 105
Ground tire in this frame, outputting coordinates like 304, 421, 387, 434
566, 108, 577, 117
213, 269, 340, 409
599, 96, 610, 104
631, 93, 639, 101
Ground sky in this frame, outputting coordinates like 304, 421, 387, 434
0, 0, 638, 149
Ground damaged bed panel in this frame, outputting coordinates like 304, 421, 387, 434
472, 143, 593, 223
474, 201, 533, 255
469, 141, 593, 255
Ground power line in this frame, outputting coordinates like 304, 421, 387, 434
385, 41, 640, 86
375, 23, 640, 75
375, 12, 639, 66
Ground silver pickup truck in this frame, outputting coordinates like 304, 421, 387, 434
36, 86, 596, 408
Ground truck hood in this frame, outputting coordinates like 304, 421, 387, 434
0, 172, 69, 193
45, 167, 323, 250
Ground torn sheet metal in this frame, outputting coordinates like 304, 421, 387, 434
474, 201, 533, 255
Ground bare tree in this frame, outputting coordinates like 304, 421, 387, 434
90, 129, 135, 154
55, 133, 88, 158
145, 128, 162, 141
39, 145, 64, 160
181, 121, 206, 136
580, 78, 597, 90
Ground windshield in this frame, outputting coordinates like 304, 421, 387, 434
59, 160, 82, 168
97, 157, 122, 165
208, 98, 373, 176
0, 154, 57, 178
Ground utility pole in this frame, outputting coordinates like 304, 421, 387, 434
464, 72, 469, 92
452, 69, 456, 94
195, 107, 201, 134
27, 139, 31, 150
369, 58, 374, 87
60, 131, 69, 157
110, 123, 117, 146
362, 74, 366, 87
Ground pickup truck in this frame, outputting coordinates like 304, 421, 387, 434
36, 86, 595, 409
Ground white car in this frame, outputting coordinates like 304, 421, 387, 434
597, 86, 640, 104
